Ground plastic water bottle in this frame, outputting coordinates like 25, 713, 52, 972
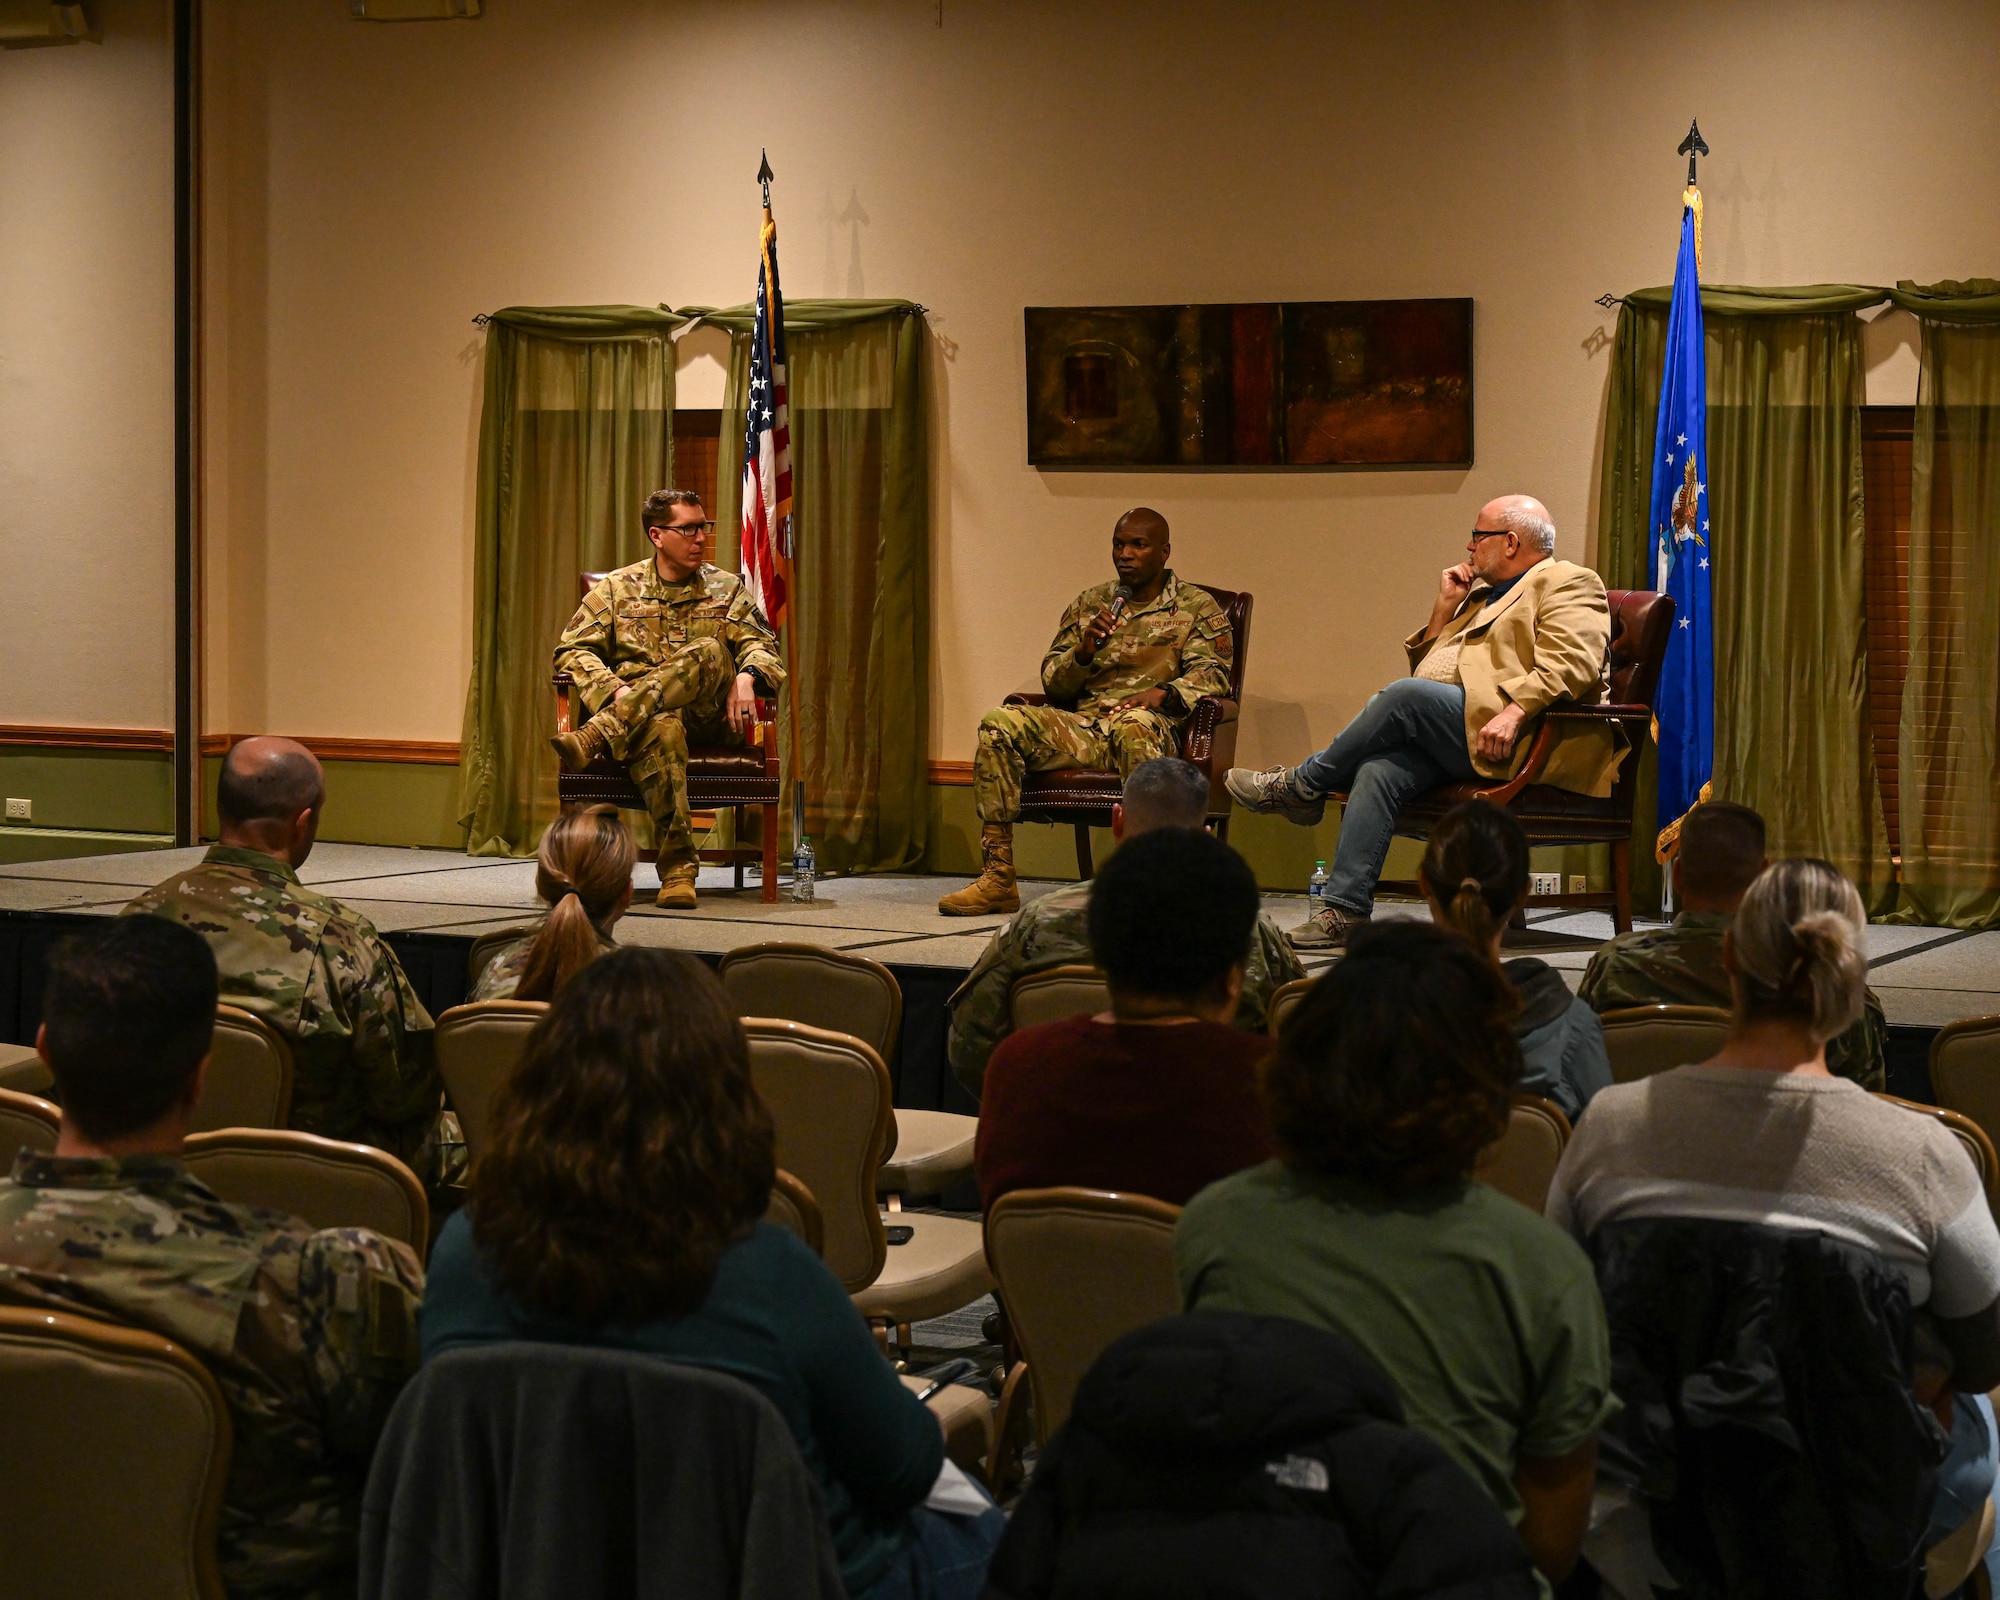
1308, 860, 1328, 916
791, 835, 816, 904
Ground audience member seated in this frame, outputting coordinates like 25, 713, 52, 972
1176, 922, 1613, 1585
948, 757, 1304, 1097
126, 736, 457, 1186
984, 1311, 1539, 1599
1578, 799, 1888, 1089
468, 803, 635, 1001
1420, 799, 1610, 1120
0, 917, 424, 1600
1549, 858, 2000, 1597
420, 948, 1003, 1600
973, 828, 1276, 1210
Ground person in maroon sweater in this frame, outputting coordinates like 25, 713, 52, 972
975, 827, 1277, 1209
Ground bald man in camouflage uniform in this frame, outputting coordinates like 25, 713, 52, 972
0, 916, 423, 1600
126, 737, 455, 1188
941, 508, 1233, 915
948, 758, 1303, 1095
550, 489, 787, 909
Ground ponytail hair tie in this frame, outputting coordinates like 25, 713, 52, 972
554, 886, 580, 904
1459, 876, 1483, 897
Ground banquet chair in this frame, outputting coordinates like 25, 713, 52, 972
186, 1006, 295, 1134
0, 1305, 232, 1600
1929, 1015, 2000, 1171
764, 1168, 825, 1257
0, 1085, 59, 1171
1599, 1004, 1732, 1085
1005, 583, 1253, 879
183, 1128, 430, 1255
554, 572, 783, 902
1006, 965, 1110, 1033
1474, 1094, 1572, 1213
1265, 975, 1315, 1037
434, 1000, 546, 1158
719, 942, 976, 1201
0, 1040, 52, 1096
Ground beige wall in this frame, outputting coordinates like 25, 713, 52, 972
197, 0, 2000, 760
0, 0, 174, 731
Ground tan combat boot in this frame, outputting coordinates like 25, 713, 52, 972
655, 856, 698, 911
549, 722, 608, 774
938, 824, 1020, 916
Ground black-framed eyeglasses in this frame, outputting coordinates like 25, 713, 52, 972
1468, 528, 1514, 542
660, 520, 716, 537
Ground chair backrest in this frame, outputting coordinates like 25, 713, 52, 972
0, 1305, 232, 1600
985, 1187, 1184, 1447
1008, 964, 1111, 1034
1265, 975, 1315, 1038
1474, 1095, 1572, 1213
1603, 588, 1675, 711
435, 1000, 547, 1159
719, 943, 904, 1063
1191, 583, 1253, 704
764, 1168, 825, 1257
1877, 1093, 2000, 1204
187, 1005, 295, 1134
183, 1129, 430, 1253
0, 1085, 60, 1171
1599, 1004, 1732, 1085
0, 1040, 54, 1096
742, 1019, 891, 1293
466, 924, 536, 993
1930, 1015, 2000, 1172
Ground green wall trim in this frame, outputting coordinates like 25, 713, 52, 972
199, 757, 471, 850
0, 749, 173, 835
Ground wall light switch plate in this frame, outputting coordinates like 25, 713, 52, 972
1570, 875, 1589, 895
4, 798, 30, 821
1530, 872, 1562, 897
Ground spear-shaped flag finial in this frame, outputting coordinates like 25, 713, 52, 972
757, 149, 774, 210
1677, 118, 1709, 187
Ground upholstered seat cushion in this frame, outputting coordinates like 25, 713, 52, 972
852, 1213, 994, 1326
901, 1375, 995, 1478
881, 1111, 978, 1198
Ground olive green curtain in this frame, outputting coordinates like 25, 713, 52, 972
684, 299, 931, 876
457, 306, 680, 856
1596, 288, 1894, 909
1885, 281, 2000, 928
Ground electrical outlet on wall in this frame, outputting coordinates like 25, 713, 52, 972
1530, 871, 1562, 897
1570, 875, 1589, 895
4, 798, 30, 821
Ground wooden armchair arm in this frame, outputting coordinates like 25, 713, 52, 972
1473, 701, 1650, 807
1182, 696, 1239, 772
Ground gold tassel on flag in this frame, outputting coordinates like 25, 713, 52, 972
1683, 184, 1703, 273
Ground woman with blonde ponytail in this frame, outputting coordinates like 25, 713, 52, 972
1418, 800, 1610, 1119
470, 805, 637, 1002
1550, 858, 2000, 1587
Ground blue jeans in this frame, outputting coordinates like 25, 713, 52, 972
865, 1503, 1007, 1600
1295, 678, 1478, 917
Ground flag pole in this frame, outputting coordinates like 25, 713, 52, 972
755, 151, 807, 856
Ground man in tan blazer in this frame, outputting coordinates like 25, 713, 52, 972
1227, 495, 1614, 948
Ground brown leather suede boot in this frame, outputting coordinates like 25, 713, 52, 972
655, 855, 698, 910
549, 722, 608, 774
937, 824, 1020, 916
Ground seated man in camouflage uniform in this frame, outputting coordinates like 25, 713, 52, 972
940, 507, 1233, 915
0, 917, 423, 1599
947, 757, 1305, 1097
127, 737, 456, 1186
548, 488, 787, 909
1579, 799, 1887, 1088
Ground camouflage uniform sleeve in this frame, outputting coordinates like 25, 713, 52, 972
553, 578, 623, 715
1826, 988, 1888, 1092
1161, 589, 1234, 714
947, 922, 1031, 1099
1040, 593, 1095, 704
1234, 915, 1306, 1033
1577, 946, 1613, 1010
294, 1228, 424, 1460
725, 585, 788, 692
324, 923, 442, 1145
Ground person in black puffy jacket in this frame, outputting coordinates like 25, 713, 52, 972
981, 1310, 1540, 1600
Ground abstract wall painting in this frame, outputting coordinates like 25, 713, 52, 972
1025, 299, 1473, 469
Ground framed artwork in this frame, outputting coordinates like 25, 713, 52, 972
1025, 299, 1473, 469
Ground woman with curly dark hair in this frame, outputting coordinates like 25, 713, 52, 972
421, 948, 1002, 1599
1175, 920, 1614, 1585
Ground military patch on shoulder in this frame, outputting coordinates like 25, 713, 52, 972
1263, 1454, 1330, 1492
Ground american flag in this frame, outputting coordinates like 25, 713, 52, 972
740, 211, 792, 629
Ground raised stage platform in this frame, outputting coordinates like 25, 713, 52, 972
0, 844, 1993, 1110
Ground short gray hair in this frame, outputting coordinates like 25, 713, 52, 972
1122, 758, 1209, 833
1496, 504, 1557, 555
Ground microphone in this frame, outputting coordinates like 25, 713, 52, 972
1106, 583, 1134, 623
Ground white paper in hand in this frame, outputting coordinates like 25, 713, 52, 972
924, 1456, 993, 1518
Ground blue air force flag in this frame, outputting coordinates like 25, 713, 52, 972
1650, 199, 1713, 861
